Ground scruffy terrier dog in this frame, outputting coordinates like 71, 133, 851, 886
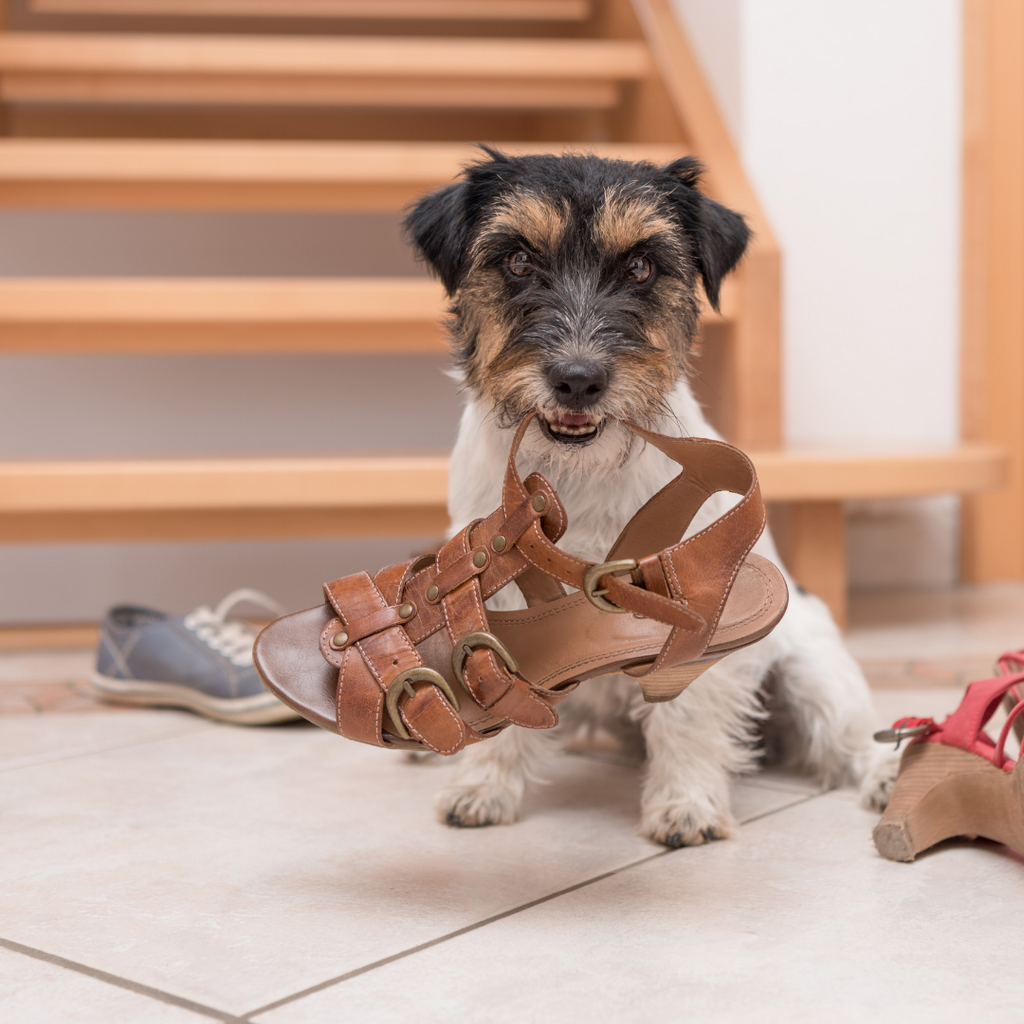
404, 149, 889, 847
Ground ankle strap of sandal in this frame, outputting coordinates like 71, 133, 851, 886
498, 414, 767, 673
318, 414, 767, 753
913, 672, 1024, 768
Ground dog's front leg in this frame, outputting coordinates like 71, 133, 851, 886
434, 725, 560, 827
637, 658, 763, 847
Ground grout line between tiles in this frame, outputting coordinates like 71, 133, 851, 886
0, 936, 245, 1024
738, 777, 828, 796
243, 789, 828, 1021
0, 722, 216, 775
737, 790, 827, 826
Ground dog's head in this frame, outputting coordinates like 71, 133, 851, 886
404, 149, 748, 462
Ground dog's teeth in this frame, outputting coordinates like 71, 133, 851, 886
544, 414, 600, 438
549, 422, 596, 436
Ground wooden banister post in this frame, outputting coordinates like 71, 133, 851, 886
628, 0, 782, 451
0, 2, 8, 136
771, 501, 848, 627
960, 0, 1024, 582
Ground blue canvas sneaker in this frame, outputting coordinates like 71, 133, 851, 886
92, 589, 299, 725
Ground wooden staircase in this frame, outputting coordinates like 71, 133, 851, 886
0, 0, 1006, 634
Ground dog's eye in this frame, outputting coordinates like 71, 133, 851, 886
626, 255, 652, 282
507, 251, 534, 277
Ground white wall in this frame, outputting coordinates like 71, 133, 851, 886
674, 0, 963, 587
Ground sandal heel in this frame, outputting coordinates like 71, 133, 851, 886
873, 742, 1006, 862
637, 658, 718, 703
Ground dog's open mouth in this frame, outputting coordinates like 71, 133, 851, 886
538, 410, 605, 445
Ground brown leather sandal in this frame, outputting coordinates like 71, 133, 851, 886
253, 414, 788, 755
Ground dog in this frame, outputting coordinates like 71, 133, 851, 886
403, 149, 893, 846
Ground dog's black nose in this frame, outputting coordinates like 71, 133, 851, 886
547, 361, 608, 409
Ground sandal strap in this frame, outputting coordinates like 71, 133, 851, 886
996, 697, 1024, 767
915, 673, 1024, 768
498, 415, 766, 674
318, 413, 768, 751
321, 569, 471, 755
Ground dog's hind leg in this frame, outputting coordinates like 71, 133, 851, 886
764, 585, 893, 801
434, 725, 561, 828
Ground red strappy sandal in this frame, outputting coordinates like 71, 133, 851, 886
873, 658, 1024, 861
253, 414, 788, 756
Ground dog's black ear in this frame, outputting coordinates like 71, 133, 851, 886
661, 157, 750, 311
403, 181, 473, 296
405, 146, 517, 295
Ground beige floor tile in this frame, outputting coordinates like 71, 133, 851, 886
846, 582, 1024, 660
0, 946, 208, 1024
0, 648, 133, 715
0, 710, 213, 772
0, 724, 663, 1016
735, 766, 827, 796
257, 794, 1023, 1024
729, 780, 813, 821
0, 717, 826, 1018
0, 649, 94, 684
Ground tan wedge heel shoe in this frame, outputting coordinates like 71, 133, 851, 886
873, 669, 1024, 862
253, 413, 788, 755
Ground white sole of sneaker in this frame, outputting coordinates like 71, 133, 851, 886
89, 671, 301, 726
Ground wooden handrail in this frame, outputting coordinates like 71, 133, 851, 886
629, 0, 774, 248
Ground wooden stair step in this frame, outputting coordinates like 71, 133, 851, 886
0, 446, 1006, 544
0, 32, 649, 109
0, 275, 732, 353
0, 277, 449, 353
0, 139, 685, 210
28, 0, 593, 21
749, 446, 1008, 502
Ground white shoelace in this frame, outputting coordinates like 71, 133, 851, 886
182, 588, 287, 668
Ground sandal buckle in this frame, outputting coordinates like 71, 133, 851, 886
451, 630, 520, 688
582, 559, 639, 614
873, 723, 932, 749
385, 667, 461, 741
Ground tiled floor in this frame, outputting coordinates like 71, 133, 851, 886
2, 585, 1023, 1022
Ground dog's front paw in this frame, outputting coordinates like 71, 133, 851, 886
640, 803, 736, 848
434, 782, 521, 828
857, 748, 901, 812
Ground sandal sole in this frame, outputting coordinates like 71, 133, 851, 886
873, 741, 1024, 861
